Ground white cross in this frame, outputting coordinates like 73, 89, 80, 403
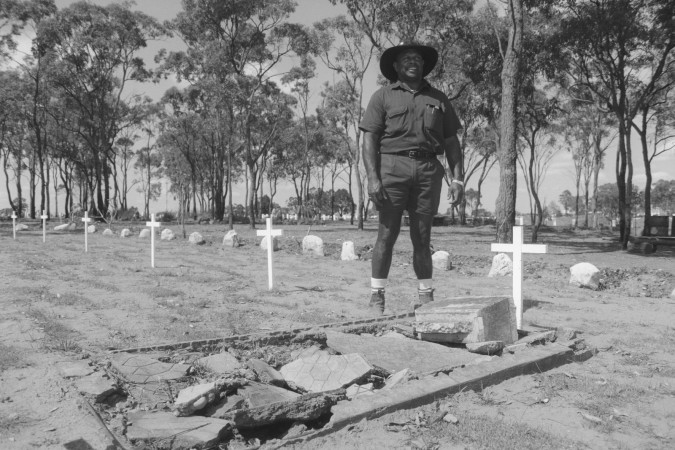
491, 226, 547, 329
41, 210, 48, 243
145, 214, 161, 268
256, 217, 283, 290
82, 212, 92, 252
11, 211, 17, 240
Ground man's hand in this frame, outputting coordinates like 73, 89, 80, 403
368, 179, 388, 209
448, 181, 464, 207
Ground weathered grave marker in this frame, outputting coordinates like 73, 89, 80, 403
145, 214, 161, 268
491, 226, 547, 329
11, 211, 17, 240
41, 210, 48, 243
257, 217, 283, 290
82, 211, 92, 252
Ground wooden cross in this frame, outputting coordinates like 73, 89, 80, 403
41, 210, 48, 243
82, 212, 92, 252
256, 217, 283, 290
491, 226, 547, 329
145, 214, 161, 268
11, 211, 17, 240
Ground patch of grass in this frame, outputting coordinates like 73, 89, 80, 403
150, 287, 185, 299
423, 412, 581, 450
25, 308, 81, 352
46, 291, 95, 308
87, 279, 120, 292
0, 343, 29, 371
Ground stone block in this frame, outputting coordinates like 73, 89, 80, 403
161, 228, 176, 241
340, 241, 358, 261
138, 229, 151, 239
120, 228, 131, 238
488, 253, 512, 277
302, 235, 324, 257
189, 232, 205, 245
126, 411, 232, 449
415, 296, 518, 345
280, 353, 373, 393
466, 341, 504, 355
196, 352, 241, 374
74, 372, 117, 402
569, 262, 601, 290
238, 381, 300, 408
102, 228, 114, 236
174, 381, 218, 416
260, 236, 280, 251
223, 230, 240, 247
87, 225, 96, 233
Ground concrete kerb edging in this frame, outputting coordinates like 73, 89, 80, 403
273, 342, 581, 448
108, 312, 416, 354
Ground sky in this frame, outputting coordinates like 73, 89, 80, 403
2, 0, 673, 217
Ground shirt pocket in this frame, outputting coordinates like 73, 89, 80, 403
424, 99, 444, 137
385, 106, 408, 136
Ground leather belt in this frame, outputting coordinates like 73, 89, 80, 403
393, 150, 437, 160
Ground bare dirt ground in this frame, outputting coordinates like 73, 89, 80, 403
1, 220, 674, 449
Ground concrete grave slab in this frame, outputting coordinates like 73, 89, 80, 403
73, 372, 117, 402
415, 296, 518, 345
126, 410, 232, 449
280, 352, 373, 393
110, 353, 188, 384
325, 330, 479, 374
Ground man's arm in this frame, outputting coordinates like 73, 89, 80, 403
362, 131, 387, 208
444, 135, 464, 206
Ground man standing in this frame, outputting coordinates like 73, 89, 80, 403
359, 43, 463, 314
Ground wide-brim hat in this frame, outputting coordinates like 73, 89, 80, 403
380, 44, 438, 82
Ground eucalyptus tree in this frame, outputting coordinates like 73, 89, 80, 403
558, 0, 675, 247
35, 1, 166, 215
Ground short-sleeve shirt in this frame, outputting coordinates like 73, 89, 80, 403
359, 80, 462, 155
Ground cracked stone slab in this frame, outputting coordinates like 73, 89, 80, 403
56, 360, 94, 378
74, 372, 117, 402
126, 410, 232, 449
325, 330, 479, 374
196, 352, 241, 374
237, 381, 300, 408
110, 353, 188, 384
280, 352, 372, 393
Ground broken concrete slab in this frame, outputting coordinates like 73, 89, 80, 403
126, 410, 232, 449
73, 372, 117, 402
290, 345, 325, 360
415, 296, 518, 345
383, 368, 413, 390
280, 352, 372, 393
466, 341, 504, 355
325, 330, 478, 374
345, 383, 374, 399
174, 382, 218, 416
56, 360, 94, 378
110, 353, 188, 384
221, 390, 345, 428
237, 381, 300, 408
205, 394, 246, 419
246, 358, 285, 387
196, 352, 241, 374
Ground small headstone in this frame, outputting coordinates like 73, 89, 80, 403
74, 372, 117, 402
260, 235, 280, 251
569, 262, 601, 290
340, 241, 358, 261
102, 228, 114, 236
196, 352, 241, 374
670, 288, 675, 299
415, 296, 518, 345
54, 223, 76, 231
432, 251, 452, 270
189, 232, 205, 245
126, 411, 231, 449
488, 253, 512, 277
138, 229, 151, 239
87, 225, 96, 233
302, 235, 324, 257
161, 228, 176, 241
120, 228, 132, 238
223, 230, 240, 247
466, 340, 505, 355
16, 223, 29, 231
174, 381, 218, 416
280, 352, 373, 393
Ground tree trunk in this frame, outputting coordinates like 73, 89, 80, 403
495, 0, 523, 243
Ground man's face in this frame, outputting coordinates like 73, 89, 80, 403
393, 49, 424, 82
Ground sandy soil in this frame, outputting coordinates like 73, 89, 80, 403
0, 220, 674, 449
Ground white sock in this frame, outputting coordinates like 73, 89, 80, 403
371, 278, 386, 291
418, 279, 433, 292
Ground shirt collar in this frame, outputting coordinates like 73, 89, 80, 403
389, 79, 430, 92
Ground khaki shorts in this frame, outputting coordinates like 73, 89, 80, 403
378, 153, 445, 216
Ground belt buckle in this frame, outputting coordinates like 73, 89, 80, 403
408, 150, 418, 159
